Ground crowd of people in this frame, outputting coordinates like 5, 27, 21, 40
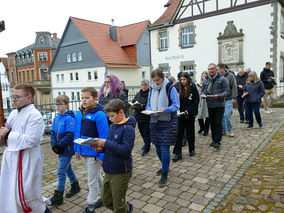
0, 61, 276, 213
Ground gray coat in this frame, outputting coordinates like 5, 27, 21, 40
224, 71, 238, 101
201, 72, 230, 108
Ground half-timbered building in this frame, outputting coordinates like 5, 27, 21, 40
150, 0, 284, 96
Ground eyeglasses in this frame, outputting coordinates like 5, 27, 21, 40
10, 95, 27, 100
105, 81, 111, 83
55, 103, 65, 106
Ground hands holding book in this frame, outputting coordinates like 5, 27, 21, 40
90, 138, 106, 153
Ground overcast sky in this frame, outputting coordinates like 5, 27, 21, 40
0, 0, 167, 57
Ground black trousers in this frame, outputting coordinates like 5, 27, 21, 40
173, 116, 195, 155
208, 107, 224, 144
198, 118, 210, 133
137, 122, 151, 151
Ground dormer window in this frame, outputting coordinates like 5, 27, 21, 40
78, 52, 82, 61
67, 54, 71, 63
72, 53, 77, 62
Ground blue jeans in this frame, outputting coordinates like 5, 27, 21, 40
236, 96, 245, 121
57, 155, 77, 191
222, 100, 233, 133
246, 103, 262, 127
154, 145, 170, 173
138, 122, 151, 151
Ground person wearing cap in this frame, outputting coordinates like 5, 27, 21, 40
131, 79, 151, 156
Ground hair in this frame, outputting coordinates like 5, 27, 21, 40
55, 94, 69, 104
179, 72, 191, 99
200, 71, 208, 84
238, 66, 244, 72
151, 68, 164, 79
217, 63, 226, 70
104, 98, 126, 114
266, 62, 271, 66
14, 83, 35, 97
168, 76, 176, 83
98, 74, 124, 98
208, 63, 217, 68
177, 71, 183, 80
81, 87, 98, 98
141, 79, 149, 85
248, 71, 260, 82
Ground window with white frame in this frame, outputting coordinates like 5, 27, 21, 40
78, 52, 83, 61
158, 63, 170, 77
88, 71, 92, 80
159, 31, 168, 51
142, 71, 145, 79
40, 69, 49, 81
71, 92, 75, 100
70, 73, 73, 81
23, 71, 25, 82
180, 61, 196, 82
72, 53, 77, 62
77, 92, 80, 100
38, 52, 48, 61
31, 70, 34, 81
43, 52, 48, 61
75, 72, 79, 81
67, 54, 71, 63
182, 27, 194, 47
19, 71, 22, 82
10, 69, 15, 83
94, 71, 98, 80
27, 71, 30, 82
56, 74, 60, 82
61, 74, 64, 82
38, 53, 43, 61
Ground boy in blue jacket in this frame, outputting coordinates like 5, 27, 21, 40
74, 87, 109, 213
91, 98, 136, 213
50, 94, 80, 206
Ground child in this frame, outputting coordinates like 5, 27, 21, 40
91, 98, 136, 213
74, 87, 109, 213
49, 94, 80, 206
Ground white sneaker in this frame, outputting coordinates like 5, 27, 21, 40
268, 108, 273, 113
228, 131, 235, 137
264, 110, 271, 114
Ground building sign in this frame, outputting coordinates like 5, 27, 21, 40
165, 54, 184, 60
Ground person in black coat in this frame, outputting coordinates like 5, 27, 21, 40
236, 67, 248, 123
131, 79, 151, 156
172, 72, 200, 162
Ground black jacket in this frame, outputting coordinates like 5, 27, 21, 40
236, 72, 248, 97
260, 68, 276, 89
132, 89, 150, 123
179, 83, 200, 117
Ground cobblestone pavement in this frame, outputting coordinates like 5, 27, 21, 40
0, 108, 284, 213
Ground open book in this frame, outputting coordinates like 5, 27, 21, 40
74, 138, 98, 146
201, 94, 215, 98
129, 101, 142, 107
141, 110, 160, 115
177, 111, 186, 117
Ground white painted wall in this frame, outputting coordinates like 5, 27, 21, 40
0, 62, 11, 109
151, 4, 273, 81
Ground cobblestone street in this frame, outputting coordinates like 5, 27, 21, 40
1, 108, 284, 213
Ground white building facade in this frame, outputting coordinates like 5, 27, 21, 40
150, 0, 284, 96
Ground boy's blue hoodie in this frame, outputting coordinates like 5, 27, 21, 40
74, 104, 109, 160
103, 116, 136, 174
50, 110, 75, 156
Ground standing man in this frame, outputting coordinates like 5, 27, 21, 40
260, 62, 276, 113
0, 83, 51, 213
217, 64, 238, 137
202, 63, 229, 149
236, 67, 248, 123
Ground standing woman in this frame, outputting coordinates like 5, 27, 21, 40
98, 74, 128, 108
173, 73, 199, 162
146, 68, 180, 188
243, 72, 265, 128
131, 79, 151, 156
197, 71, 210, 136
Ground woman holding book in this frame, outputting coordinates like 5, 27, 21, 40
146, 68, 179, 188
243, 71, 265, 128
131, 79, 151, 156
173, 72, 199, 162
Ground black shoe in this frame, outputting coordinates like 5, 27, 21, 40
156, 169, 162, 176
172, 154, 182, 162
50, 190, 64, 206
210, 141, 215, 146
198, 129, 204, 134
182, 140, 187, 147
159, 172, 168, 188
202, 131, 208, 136
189, 150, 195, 157
127, 202, 133, 213
65, 181, 80, 198
213, 142, 220, 149
94, 198, 103, 209
141, 149, 149, 156
82, 207, 94, 213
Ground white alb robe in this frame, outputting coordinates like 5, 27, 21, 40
0, 104, 47, 213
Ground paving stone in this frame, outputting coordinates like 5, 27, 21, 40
142, 204, 163, 213
188, 202, 204, 211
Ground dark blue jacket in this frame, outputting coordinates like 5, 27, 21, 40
244, 80, 265, 103
102, 116, 136, 174
236, 72, 248, 97
260, 68, 276, 89
74, 104, 109, 160
50, 110, 75, 156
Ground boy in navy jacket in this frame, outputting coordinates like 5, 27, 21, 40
74, 87, 109, 213
50, 94, 80, 206
91, 98, 136, 213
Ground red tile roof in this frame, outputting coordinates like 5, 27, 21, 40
0, 57, 8, 70
151, 0, 182, 28
70, 17, 149, 68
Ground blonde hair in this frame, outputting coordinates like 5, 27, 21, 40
248, 71, 260, 82
81, 87, 98, 98
200, 71, 208, 84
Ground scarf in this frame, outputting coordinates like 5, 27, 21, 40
150, 78, 171, 123
104, 87, 110, 97
206, 72, 219, 94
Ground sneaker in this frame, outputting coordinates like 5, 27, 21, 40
268, 108, 273, 113
141, 149, 149, 156
228, 131, 235, 137
247, 125, 253, 129
264, 110, 271, 114
189, 150, 195, 157
258, 123, 263, 128
127, 202, 133, 213
94, 198, 103, 209
82, 207, 94, 213
210, 141, 215, 146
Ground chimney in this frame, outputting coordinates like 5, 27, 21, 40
52, 33, 57, 39
109, 19, 117, 42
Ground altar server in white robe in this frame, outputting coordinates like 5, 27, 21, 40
0, 83, 51, 213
